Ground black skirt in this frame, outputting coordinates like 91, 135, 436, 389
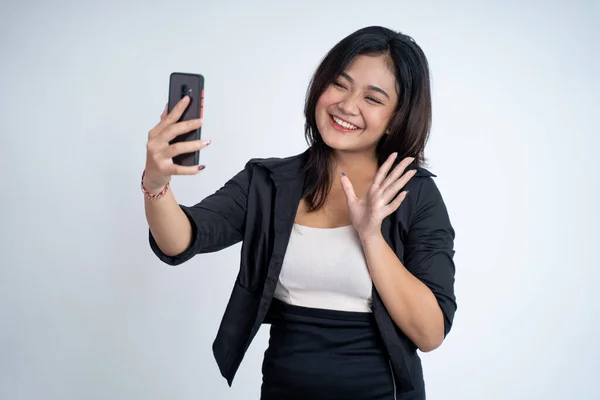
261, 299, 398, 400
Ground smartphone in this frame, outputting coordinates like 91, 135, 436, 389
168, 72, 205, 166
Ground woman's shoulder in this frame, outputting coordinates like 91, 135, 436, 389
412, 165, 436, 178
245, 151, 308, 176
403, 164, 446, 208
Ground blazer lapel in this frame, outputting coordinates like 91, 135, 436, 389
268, 165, 305, 275
251, 152, 308, 306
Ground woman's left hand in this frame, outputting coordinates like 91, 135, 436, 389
340, 153, 417, 242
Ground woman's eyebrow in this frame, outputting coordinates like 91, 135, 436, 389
340, 72, 390, 100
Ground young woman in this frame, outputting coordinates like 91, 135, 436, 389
143, 26, 456, 400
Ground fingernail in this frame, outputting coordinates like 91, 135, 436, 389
340, 172, 345, 177
204, 139, 211, 145
198, 165, 206, 170
405, 190, 410, 195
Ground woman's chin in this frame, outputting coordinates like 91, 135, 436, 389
320, 133, 348, 151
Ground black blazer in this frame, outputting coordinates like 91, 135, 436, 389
149, 150, 457, 397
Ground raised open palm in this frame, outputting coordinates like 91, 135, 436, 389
340, 153, 417, 241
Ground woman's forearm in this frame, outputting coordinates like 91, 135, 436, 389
144, 188, 193, 257
361, 234, 445, 352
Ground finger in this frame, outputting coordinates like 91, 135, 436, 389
166, 139, 211, 159
162, 118, 203, 142
149, 98, 190, 139
340, 173, 357, 203
160, 103, 168, 121
385, 190, 409, 217
169, 163, 206, 176
381, 169, 416, 204
373, 152, 398, 187
148, 105, 170, 139
157, 96, 190, 130
381, 156, 414, 191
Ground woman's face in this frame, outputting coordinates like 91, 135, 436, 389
315, 54, 399, 154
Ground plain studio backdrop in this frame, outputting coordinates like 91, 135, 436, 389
1, 0, 598, 399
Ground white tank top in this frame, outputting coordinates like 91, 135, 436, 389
274, 223, 373, 312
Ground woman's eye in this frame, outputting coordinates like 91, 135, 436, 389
366, 96, 382, 104
332, 82, 382, 104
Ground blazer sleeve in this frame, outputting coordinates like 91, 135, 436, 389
404, 176, 457, 337
149, 162, 253, 265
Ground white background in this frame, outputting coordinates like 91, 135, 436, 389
1, 0, 598, 399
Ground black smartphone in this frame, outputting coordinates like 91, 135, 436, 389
168, 72, 205, 166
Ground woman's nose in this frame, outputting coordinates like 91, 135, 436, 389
338, 94, 359, 115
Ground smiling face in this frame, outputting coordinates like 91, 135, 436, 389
315, 54, 399, 154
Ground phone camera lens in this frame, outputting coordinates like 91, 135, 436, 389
180, 85, 189, 98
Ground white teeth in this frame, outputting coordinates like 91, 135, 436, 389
332, 115, 358, 130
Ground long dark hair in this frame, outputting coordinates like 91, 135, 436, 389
302, 26, 432, 212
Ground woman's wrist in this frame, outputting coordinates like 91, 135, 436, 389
142, 170, 170, 199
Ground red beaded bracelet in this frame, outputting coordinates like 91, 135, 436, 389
141, 170, 170, 200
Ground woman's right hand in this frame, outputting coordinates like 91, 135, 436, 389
143, 96, 210, 193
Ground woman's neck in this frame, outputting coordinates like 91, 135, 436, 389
331, 150, 379, 194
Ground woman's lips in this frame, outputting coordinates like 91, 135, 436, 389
329, 114, 361, 132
